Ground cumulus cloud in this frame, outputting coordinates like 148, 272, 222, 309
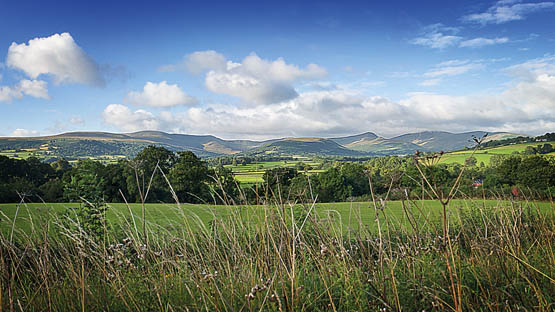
0, 79, 49, 102
410, 24, 462, 49
6, 33, 104, 87
102, 104, 161, 132
124, 81, 198, 107
206, 53, 327, 104
165, 51, 327, 105
11, 129, 40, 137
158, 50, 227, 74
462, 0, 555, 24
459, 37, 509, 48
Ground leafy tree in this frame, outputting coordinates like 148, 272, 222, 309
315, 167, 351, 202
262, 167, 300, 198
63, 159, 109, 240
169, 151, 210, 203
495, 155, 521, 186
539, 143, 553, 154
125, 146, 176, 203
516, 156, 554, 189
209, 166, 239, 203
38, 178, 65, 202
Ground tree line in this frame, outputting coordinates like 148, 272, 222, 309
0, 145, 554, 204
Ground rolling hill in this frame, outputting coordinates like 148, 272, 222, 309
245, 138, 365, 156
0, 130, 526, 160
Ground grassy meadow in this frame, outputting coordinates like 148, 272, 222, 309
1, 194, 554, 311
2, 199, 554, 238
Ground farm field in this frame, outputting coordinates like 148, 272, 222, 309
2, 199, 553, 238
224, 158, 325, 183
0, 146, 127, 164
440, 141, 555, 165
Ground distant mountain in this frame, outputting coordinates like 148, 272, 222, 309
246, 138, 365, 156
329, 132, 378, 146
389, 131, 524, 152
344, 137, 421, 155
0, 130, 526, 160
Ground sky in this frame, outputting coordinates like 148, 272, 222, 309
0, 0, 554, 140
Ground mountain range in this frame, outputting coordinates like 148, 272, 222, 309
0, 130, 523, 160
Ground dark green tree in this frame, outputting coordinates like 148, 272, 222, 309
169, 151, 210, 203
125, 146, 176, 203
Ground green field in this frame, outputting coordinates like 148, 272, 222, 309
224, 158, 324, 183
440, 141, 555, 165
2, 199, 553, 238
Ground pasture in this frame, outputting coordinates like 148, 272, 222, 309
2, 199, 553, 239
440, 141, 555, 165
1, 197, 554, 311
224, 158, 324, 183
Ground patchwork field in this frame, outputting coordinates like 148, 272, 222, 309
440, 141, 555, 165
224, 158, 324, 183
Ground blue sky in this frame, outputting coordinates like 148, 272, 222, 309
1, 0, 554, 139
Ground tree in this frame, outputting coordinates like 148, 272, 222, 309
516, 155, 554, 190
62, 159, 109, 241
315, 167, 351, 202
495, 156, 521, 186
210, 166, 239, 203
539, 143, 553, 154
262, 167, 299, 198
125, 146, 176, 203
169, 151, 210, 203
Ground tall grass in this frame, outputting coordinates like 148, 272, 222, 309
1, 176, 554, 311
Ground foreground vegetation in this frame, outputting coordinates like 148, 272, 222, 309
1, 194, 554, 311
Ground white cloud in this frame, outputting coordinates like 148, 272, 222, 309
158, 50, 227, 74
6, 33, 104, 87
205, 71, 298, 104
459, 37, 509, 48
207, 53, 326, 104
124, 81, 198, 107
11, 129, 40, 137
410, 24, 462, 49
423, 60, 484, 78
70, 116, 85, 125
102, 104, 161, 132
419, 79, 442, 86
462, 1, 555, 24
503, 55, 555, 80
0, 79, 49, 102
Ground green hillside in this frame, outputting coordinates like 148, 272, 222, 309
345, 137, 421, 154
440, 141, 555, 165
246, 138, 365, 156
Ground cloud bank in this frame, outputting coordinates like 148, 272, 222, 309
103, 56, 555, 138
